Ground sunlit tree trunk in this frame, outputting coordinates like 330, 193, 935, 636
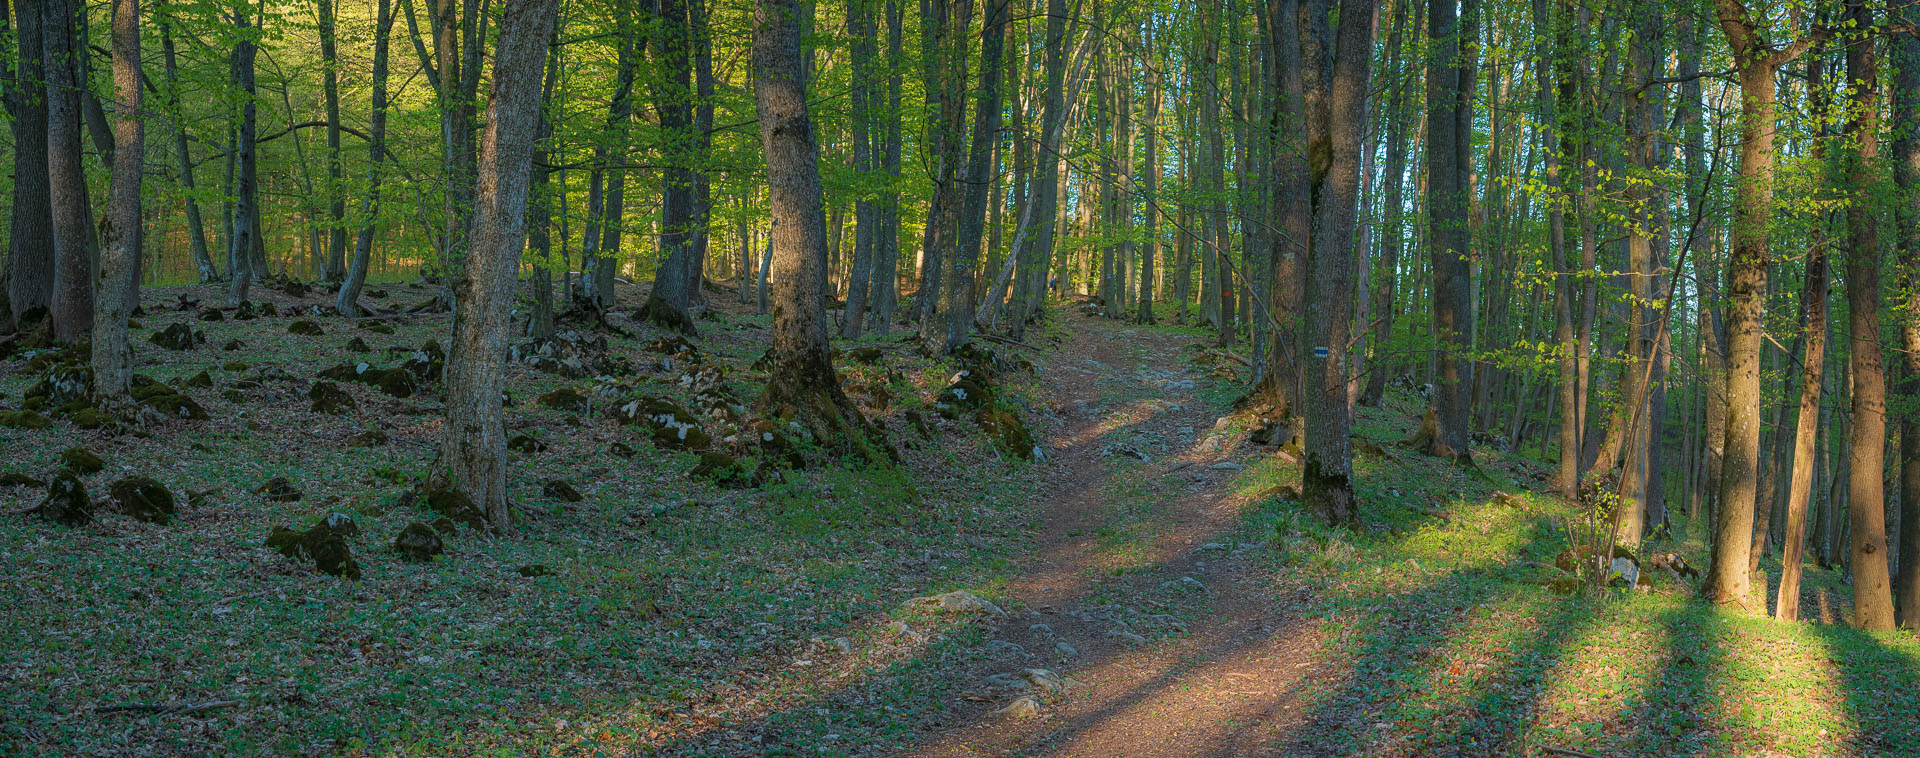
339, 0, 394, 317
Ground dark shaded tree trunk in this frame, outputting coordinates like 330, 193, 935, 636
936, 0, 1007, 352
6, 0, 53, 324
159, 7, 216, 284
226, 0, 260, 306
438, 0, 560, 529
339, 0, 394, 317
45, 0, 92, 340
1418, 0, 1474, 460
577, 32, 638, 311
640, 0, 699, 334
318, 0, 347, 281
842, 0, 879, 338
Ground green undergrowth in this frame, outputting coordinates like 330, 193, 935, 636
1233, 397, 1920, 756
0, 285, 1048, 756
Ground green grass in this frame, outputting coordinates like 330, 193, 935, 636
1235, 397, 1920, 756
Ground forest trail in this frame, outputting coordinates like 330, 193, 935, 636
906, 311, 1334, 756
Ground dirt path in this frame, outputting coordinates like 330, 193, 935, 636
905, 311, 1334, 756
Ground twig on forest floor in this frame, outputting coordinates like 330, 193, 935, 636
94, 699, 243, 716
976, 333, 1041, 351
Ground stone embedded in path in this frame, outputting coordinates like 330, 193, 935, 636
993, 696, 1042, 719
904, 590, 1007, 617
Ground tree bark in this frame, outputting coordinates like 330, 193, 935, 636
45, 0, 93, 341
6, 0, 53, 323
339, 0, 394, 317
1894, 0, 1920, 629
640, 0, 700, 334
1419, 0, 1474, 460
226, 0, 260, 306
318, 0, 347, 281
1704, 0, 1821, 608
754, 0, 887, 461
1841, 1, 1895, 631
1299, 0, 1375, 525
438, 0, 560, 530
91, 0, 142, 408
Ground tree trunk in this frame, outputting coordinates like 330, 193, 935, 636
753, 0, 887, 461
159, 9, 216, 284
1419, 0, 1474, 460
6, 0, 53, 323
1894, 1, 1920, 629
640, 0, 699, 334
226, 0, 259, 306
842, 0, 880, 338
438, 0, 560, 530
873, 0, 905, 333
92, 0, 142, 408
45, 0, 93, 340
1300, 0, 1376, 526
577, 31, 638, 311
318, 0, 347, 281
1704, 0, 1820, 608
339, 0, 394, 317
937, 0, 1007, 352
1841, 2, 1895, 631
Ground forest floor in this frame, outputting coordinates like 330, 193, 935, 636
5, 284, 1920, 756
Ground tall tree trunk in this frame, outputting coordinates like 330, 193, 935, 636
753, 0, 887, 461
640, 0, 699, 334
1135, 15, 1160, 325
159, 8, 216, 284
1704, 0, 1821, 608
318, 0, 347, 281
578, 32, 638, 311
1300, 0, 1376, 525
1362, 0, 1410, 409
687, 0, 716, 307
1419, 0, 1474, 460
873, 0, 904, 333
6, 0, 53, 322
525, 28, 560, 340
936, 0, 1006, 352
45, 0, 93, 340
842, 0, 880, 338
438, 0, 560, 530
226, 0, 259, 306
1841, 1, 1895, 631
339, 0, 394, 317
92, 0, 142, 408
1893, 1, 1920, 629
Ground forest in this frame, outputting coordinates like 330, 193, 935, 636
5, 0, 1920, 753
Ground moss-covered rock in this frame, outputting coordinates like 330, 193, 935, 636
184, 370, 214, 388
25, 364, 92, 407
423, 486, 486, 529
198, 307, 225, 322
538, 387, 589, 412
616, 396, 710, 450
265, 513, 361, 579
0, 410, 51, 429
358, 320, 394, 335
67, 408, 113, 430
109, 476, 175, 524
348, 429, 390, 447
222, 339, 244, 351
976, 403, 1038, 461
140, 391, 208, 420
287, 320, 325, 336
541, 479, 583, 502
517, 564, 553, 577
60, 447, 104, 474
309, 381, 355, 414
393, 522, 443, 563
345, 337, 370, 353
149, 323, 205, 351
39, 473, 91, 527
1, 472, 46, 488
507, 434, 546, 454
256, 477, 303, 502
691, 452, 751, 486
609, 441, 636, 458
